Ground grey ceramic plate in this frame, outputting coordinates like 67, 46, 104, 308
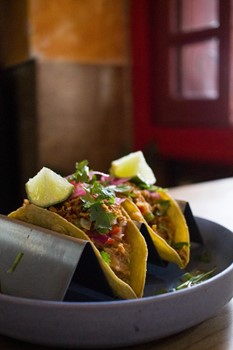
0, 217, 233, 349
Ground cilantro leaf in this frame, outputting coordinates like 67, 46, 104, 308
101, 251, 111, 265
172, 241, 190, 250
73, 170, 121, 234
90, 203, 116, 233
155, 200, 170, 216
81, 190, 96, 209
81, 183, 115, 207
91, 182, 115, 203
72, 160, 90, 183
175, 268, 216, 290
111, 184, 133, 195
7, 252, 24, 273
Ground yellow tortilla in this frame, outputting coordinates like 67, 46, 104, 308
9, 203, 148, 299
121, 190, 190, 269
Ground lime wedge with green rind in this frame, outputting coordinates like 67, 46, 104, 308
25, 167, 74, 207
109, 151, 156, 185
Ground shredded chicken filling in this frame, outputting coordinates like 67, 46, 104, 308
49, 198, 131, 283
126, 184, 175, 245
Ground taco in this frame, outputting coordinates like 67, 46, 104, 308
8, 165, 148, 300
108, 151, 189, 268
115, 182, 190, 269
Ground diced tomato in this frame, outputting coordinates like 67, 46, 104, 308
106, 237, 115, 245
110, 226, 121, 236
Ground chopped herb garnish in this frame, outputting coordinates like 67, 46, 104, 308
78, 181, 118, 233
71, 160, 90, 183
155, 200, 170, 216
139, 184, 168, 192
91, 182, 115, 203
7, 252, 24, 273
154, 268, 216, 296
90, 203, 116, 233
175, 268, 216, 290
112, 184, 133, 194
172, 241, 190, 250
144, 212, 155, 223
101, 251, 111, 265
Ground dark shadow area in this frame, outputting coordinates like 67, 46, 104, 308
0, 60, 38, 214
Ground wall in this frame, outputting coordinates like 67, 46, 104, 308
1, 0, 133, 179
36, 62, 132, 174
0, 0, 29, 66
29, 0, 129, 65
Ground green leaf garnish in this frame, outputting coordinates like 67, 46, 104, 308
90, 203, 116, 233
154, 268, 216, 296
72, 160, 90, 183
101, 251, 111, 265
91, 182, 115, 203
175, 268, 216, 290
155, 200, 170, 216
172, 241, 190, 250
68, 161, 133, 234
81, 184, 113, 208
79, 180, 118, 233
112, 184, 133, 194
7, 252, 24, 273
144, 212, 155, 223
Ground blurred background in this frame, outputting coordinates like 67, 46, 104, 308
0, 0, 232, 213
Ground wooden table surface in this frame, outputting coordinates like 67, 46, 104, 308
0, 178, 232, 350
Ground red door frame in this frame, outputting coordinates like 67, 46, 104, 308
130, 0, 233, 165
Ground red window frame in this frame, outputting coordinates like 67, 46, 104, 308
130, 0, 233, 165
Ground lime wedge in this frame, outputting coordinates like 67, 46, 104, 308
110, 151, 156, 185
25, 167, 74, 207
